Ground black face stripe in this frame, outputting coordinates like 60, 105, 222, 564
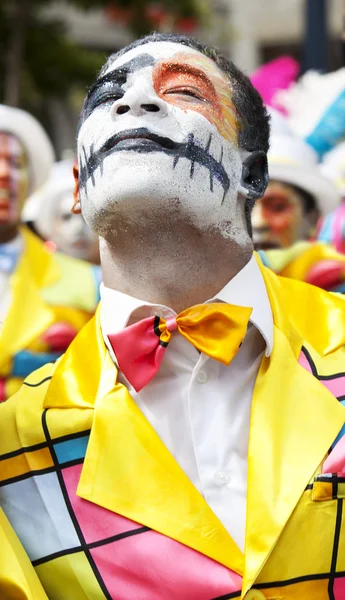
82, 54, 156, 123
79, 128, 229, 202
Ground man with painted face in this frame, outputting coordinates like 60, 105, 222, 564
252, 110, 345, 293
0, 105, 100, 401
1, 34, 345, 600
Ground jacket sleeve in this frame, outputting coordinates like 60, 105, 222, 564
0, 509, 48, 600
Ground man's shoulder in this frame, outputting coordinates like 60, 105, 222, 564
261, 260, 345, 356
0, 355, 93, 467
0, 363, 55, 457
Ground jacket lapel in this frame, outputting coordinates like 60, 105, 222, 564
0, 228, 59, 371
45, 309, 244, 576
45, 257, 345, 589
242, 258, 345, 595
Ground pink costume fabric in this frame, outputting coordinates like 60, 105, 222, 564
250, 56, 299, 114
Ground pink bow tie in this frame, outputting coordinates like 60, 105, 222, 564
108, 303, 252, 392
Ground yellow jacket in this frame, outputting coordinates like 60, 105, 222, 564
0, 509, 47, 599
0, 227, 100, 400
1, 257, 345, 599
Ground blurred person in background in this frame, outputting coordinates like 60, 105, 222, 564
2, 32, 345, 600
317, 141, 345, 258
0, 105, 100, 402
24, 160, 100, 264
255, 109, 345, 292
252, 110, 340, 251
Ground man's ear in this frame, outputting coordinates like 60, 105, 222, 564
72, 164, 81, 214
240, 151, 269, 200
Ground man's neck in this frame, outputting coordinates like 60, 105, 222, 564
100, 226, 253, 313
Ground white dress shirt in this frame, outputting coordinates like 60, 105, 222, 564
101, 255, 273, 551
0, 234, 23, 326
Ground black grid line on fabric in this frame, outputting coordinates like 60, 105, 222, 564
0, 466, 56, 488
58, 457, 85, 470
328, 498, 343, 600
254, 569, 345, 589
0, 429, 91, 463
32, 525, 150, 567
301, 346, 318, 378
0, 441, 49, 461
41, 408, 112, 600
210, 591, 241, 599
302, 346, 345, 382
51, 429, 91, 444
23, 376, 52, 388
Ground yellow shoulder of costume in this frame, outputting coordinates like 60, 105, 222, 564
259, 256, 345, 355
0, 509, 48, 599
260, 241, 345, 281
0, 363, 55, 456
41, 252, 100, 313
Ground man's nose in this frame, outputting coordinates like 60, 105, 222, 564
110, 85, 168, 118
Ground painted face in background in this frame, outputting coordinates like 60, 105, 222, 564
0, 133, 29, 227
252, 180, 318, 249
77, 41, 248, 239
51, 190, 99, 263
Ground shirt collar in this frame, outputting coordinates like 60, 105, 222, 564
100, 254, 274, 357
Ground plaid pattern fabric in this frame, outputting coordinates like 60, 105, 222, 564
0, 343, 345, 599
0, 382, 243, 599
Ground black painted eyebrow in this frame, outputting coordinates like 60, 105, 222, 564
86, 53, 156, 104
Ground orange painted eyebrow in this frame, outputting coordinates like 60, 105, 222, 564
157, 61, 219, 96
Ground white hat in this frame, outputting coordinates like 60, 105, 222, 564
267, 107, 292, 136
320, 142, 345, 196
0, 104, 55, 194
276, 68, 345, 158
23, 160, 75, 234
268, 133, 341, 215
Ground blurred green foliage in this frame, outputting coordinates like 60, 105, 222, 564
0, 0, 202, 114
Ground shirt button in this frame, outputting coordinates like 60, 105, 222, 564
196, 370, 208, 384
244, 590, 266, 600
215, 471, 230, 485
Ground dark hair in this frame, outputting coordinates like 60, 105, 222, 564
95, 32, 270, 154
296, 185, 318, 214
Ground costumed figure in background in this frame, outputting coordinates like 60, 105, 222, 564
309, 141, 345, 292
24, 160, 100, 264
2, 33, 345, 599
0, 105, 101, 402
317, 140, 345, 258
253, 109, 345, 292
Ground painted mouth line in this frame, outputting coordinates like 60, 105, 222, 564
104, 128, 177, 151
80, 128, 230, 202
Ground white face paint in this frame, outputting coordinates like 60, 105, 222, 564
51, 190, 99, 261
78, 41, 245, 238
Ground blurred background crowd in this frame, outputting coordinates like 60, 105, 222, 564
2, 0, 345, 399
3, 1, 345, 264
